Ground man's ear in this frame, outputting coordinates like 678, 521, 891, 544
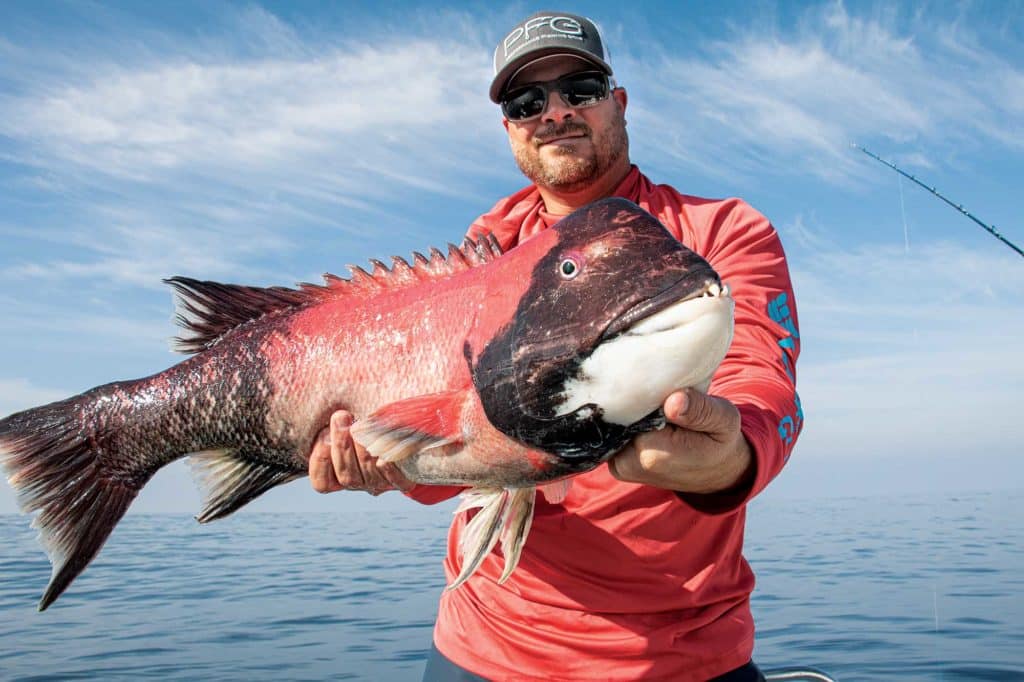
502, 117, 510, 132
613, 87, 628, 113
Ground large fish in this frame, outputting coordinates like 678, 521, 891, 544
0, 198, 734, 611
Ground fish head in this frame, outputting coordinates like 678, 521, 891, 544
470, 197, 734, 473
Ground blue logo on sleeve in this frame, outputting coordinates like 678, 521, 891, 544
768, 293, 802, 453
778, 392, 804, 449
768, 293, 799, 339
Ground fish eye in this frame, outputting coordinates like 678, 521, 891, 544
559, 258, 580, 279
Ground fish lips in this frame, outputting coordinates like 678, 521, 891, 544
601, 269, 723, 342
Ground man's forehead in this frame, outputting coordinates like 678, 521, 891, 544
507, 55, 596, 88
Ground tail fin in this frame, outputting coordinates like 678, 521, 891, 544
0, 396, 148, 611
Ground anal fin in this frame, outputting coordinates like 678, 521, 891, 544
349, 389, 467, 463
189, 449, 302, 523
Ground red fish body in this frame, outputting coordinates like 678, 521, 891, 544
262, 230, 544, 487
0, 198, 734, 609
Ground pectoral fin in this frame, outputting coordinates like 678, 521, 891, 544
349, 389, 468, 463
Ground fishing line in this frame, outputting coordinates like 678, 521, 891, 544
898, 174, 910, 254
851, 143, 1024, 259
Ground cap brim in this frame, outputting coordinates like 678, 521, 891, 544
489, 48, 613, 103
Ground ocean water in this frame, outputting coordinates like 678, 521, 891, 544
1, 490, 1021, 681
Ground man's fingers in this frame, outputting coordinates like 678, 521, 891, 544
663, 391, 688, 421
309, 428, 341, 493
310, 409, 409, 495
607, 445, 640, 482
666, 388, 738, 436
607, 451, 626, 481
356, 453, 391, 493
334, 412, 402, 494
330, 411, 365, 489
377, 461, 415, 492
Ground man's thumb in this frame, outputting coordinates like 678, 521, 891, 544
668, 388, 721, 433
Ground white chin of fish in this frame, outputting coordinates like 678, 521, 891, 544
555, 285, 735, 425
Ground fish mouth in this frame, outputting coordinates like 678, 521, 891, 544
602, 276, 730, 340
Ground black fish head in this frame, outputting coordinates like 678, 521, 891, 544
472, 197, 734, 469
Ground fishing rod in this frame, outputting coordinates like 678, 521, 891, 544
851, 143, 1024, 259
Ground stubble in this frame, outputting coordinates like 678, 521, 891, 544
511, 108, 628, 193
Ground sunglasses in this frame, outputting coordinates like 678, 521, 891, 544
500, 71, 612, 122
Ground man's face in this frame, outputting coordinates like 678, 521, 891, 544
501, 57, 629, 193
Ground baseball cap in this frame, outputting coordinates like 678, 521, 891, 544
490, 11, 612, 103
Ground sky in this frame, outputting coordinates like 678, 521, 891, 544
0, 0, 1022, 516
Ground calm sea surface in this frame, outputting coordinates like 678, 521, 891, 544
1, 490, 1021, 681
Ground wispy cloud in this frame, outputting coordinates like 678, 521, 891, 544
0, 378, 68, 418
0, 7, 504, 179
623, 2, 1024, 183
4, 2, 1020, 295
0, 6, 509, 294
0, 205, 292, 288
2, 44, 493, 179
783, 219, 1024, 460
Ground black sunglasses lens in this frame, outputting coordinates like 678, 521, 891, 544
500, 73, 609, 120
502, 86, 547, 121
560, 74, 608, 106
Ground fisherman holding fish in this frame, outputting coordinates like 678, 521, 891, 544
309, 11, 803, 682
0, 6, 801, 680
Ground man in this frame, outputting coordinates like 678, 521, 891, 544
309, 11, 802, 682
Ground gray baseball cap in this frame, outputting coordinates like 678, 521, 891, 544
490, 11, 612, 103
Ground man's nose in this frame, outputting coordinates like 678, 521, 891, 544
541, 90, 576, 123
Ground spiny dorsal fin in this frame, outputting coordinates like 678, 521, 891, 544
166, 233, 504, 355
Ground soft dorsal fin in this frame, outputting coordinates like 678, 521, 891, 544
167, 233, 503, 354
166, 278, 316, 354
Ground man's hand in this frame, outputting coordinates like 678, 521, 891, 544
308, 410, 414, 495
609, 389, 754, 495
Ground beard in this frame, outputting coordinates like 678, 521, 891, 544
511, 109, 628, 193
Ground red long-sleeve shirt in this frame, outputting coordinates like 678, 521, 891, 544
407, 166, 803, 680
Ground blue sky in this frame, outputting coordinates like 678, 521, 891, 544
1, 0, 1022, 514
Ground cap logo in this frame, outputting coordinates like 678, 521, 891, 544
503, 15, 584, 58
